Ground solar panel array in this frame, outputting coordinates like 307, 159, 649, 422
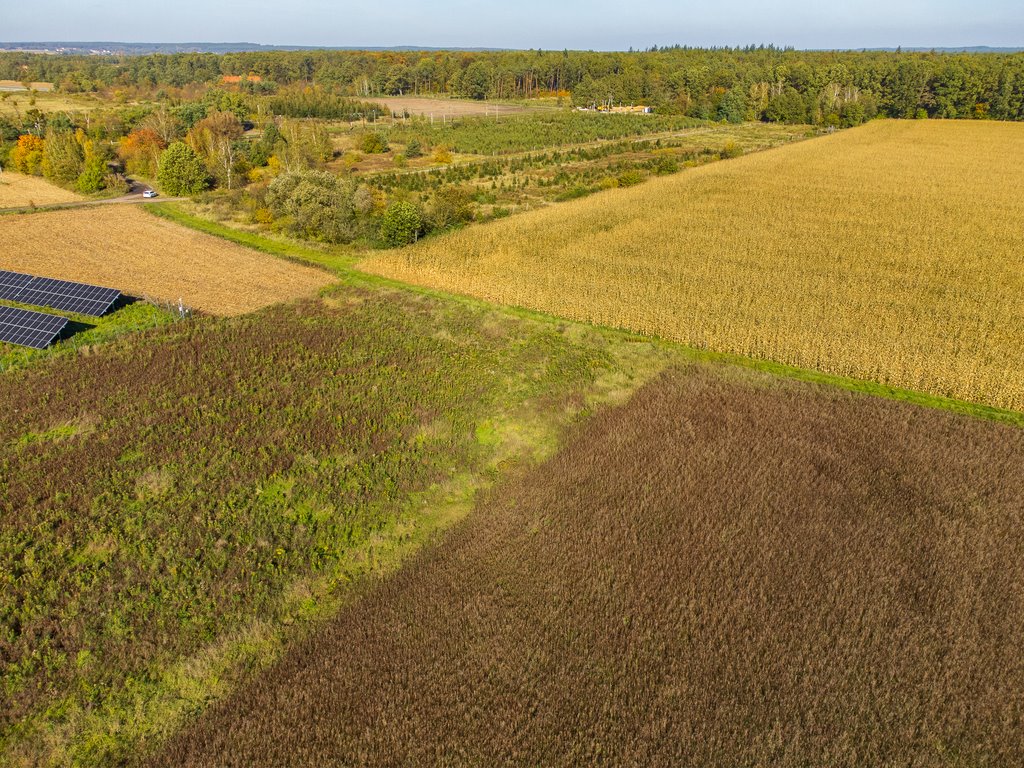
0, 270, 34, 302
0, 270, 121, 317
0, 270, 122, 349
0, 305, 69, 350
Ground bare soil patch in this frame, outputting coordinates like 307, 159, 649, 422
0, 80, 53, 91
372, 96, 530, 118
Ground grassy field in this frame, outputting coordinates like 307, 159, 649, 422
0, 284, 669, 765
0, 206, 335, 315
148, 366, 1024, 766
0, 173, 82, 208
363, 120, 1024, 412
0, 89, 100, 116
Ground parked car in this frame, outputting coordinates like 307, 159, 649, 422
142, 190, 157, 198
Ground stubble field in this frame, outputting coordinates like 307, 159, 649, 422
363, 119, 1024, 411
0, 173, 82, 208
150, 367, 1024, 767
0, 205, 334, 314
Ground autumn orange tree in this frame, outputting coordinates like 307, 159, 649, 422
10, 134, 45, 175
118, 128, 167, 178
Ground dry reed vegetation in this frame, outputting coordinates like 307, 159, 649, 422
363, 120, 1024, 411
0, 172, 82, 207
150, 367, 1024, 767
0, 205, 334, 314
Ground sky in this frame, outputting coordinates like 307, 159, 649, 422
3, 0, 1023, 51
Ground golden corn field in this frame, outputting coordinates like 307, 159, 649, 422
362, 120, 1024, 412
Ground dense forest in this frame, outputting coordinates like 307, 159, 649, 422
3, 47, 1024, 121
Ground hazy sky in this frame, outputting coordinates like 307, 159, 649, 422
4, 0, 1023, 50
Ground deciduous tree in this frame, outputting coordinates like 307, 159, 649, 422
379, 200, 423, 246
11, 134, 45, 175
157, 142, 208, 196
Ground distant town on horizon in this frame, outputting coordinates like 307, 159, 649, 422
2, 41, 1023, 55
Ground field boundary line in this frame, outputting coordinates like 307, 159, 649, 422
144, 204, 352, 277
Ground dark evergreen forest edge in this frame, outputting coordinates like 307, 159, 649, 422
3, 47, 1024, 121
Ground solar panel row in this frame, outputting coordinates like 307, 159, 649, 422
0, 270, 121, 317
0, 270, 34, 302
0, 270, 122, 349
0, 305, 69, 350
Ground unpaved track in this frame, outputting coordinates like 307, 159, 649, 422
0, 193, 186, 215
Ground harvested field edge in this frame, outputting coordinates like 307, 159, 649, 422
152, 204, 1024, 430
0, 199, 164, 216
144, 204, 354, 275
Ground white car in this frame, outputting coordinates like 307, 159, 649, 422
142, 189, 157, 198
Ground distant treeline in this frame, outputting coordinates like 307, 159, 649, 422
2, 47, 1024, 122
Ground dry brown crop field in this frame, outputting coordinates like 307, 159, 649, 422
363, 120, 1024, 411
0, 172, 82, 208
0, 206, 334, 314
149, 367, 1024, 767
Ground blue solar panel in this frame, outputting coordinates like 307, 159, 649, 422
0, 305, 69, 349
0, 270, 120, 316
0, 270, 34, 302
